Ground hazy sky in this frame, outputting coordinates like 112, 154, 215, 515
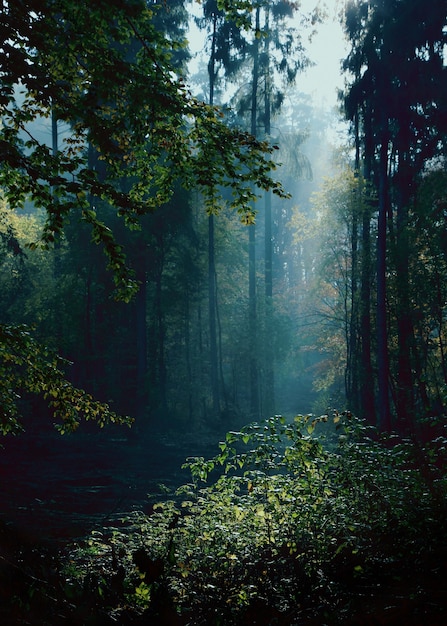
297, 0, 348, 108
188, 0, 348, 111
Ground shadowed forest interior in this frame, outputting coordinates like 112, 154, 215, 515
1, 0, 447, 624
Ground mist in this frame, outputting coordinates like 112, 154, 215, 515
1, 1, 447, 622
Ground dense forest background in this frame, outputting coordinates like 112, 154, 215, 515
2, 2, 447, 624
1, 0, 447, 437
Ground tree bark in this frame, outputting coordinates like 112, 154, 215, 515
207, 11, 220, 418
249, 6, 260, 420
347, 108, 360, 412
360, 108, 376, 422
263, 6, 274, 417
394, 144, 415, 428
135, 263, 148, 418
377, 118, 391, 431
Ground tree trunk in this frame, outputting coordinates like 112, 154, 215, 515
208, 11, 220, 418
347, 109, 360, 411
394, 151, 415, 429
249, 6, 260, 420
208, 215, 219, 416
51, 105, 63, 349
377, 119, 391, 431
135, 264, 148, 418
360, 108, 376, 422
263, 6, 274, 417
184, 287, 194, 423
436, 268, 447, 387
155, 236, 167, 411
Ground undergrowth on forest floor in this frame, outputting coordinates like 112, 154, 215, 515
3, 412, 447, 624
57, 412, 447, 625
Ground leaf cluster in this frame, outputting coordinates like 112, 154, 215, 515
64, 413, 447, 624
0, 323, 131, 435
0, 0, 291, 430
1, 0, 289, 301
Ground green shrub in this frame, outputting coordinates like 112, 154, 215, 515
63, 412, 447, 624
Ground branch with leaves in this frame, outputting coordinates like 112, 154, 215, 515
1, 0, 289, 300
0, 0, 293, 432
0, 324, 131, 435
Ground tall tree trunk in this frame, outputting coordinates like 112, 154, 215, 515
215, 280, 229, 414
347, 108, 360, 411
207, 11, 220, 417
135, 263, 148, 418
249, 6, 260, 420
208, 215, 219, 416
154, 235, 167, 411
377, 118, 391, 431
360, 108, 376, 422
263, 6, 274, 417
51, 105, 63, 349
394, 149, 415, 429
184, 287, 194, 423
249, 222, 259, 419
435, 268, 447, 387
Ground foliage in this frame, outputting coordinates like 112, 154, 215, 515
307, 168, 370, 398
341, 0, 447, 427
62, 412, 447, 624
0, 323, 131, 435
1, 0, 288, 300
0, 199, 132, 433
0, 0, 292, 431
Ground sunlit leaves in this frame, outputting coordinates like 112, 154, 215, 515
0, 323, 132, 435
0, 0, 295, 429
214, 0, 254, 30
185, 107, 289, 222
66, 412, 447, 621
1, 0, 287, 297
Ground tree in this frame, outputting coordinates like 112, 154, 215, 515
229, 0, 316, 419
194, 0, 249, 419
205, 2, 221, 418
259, 1, 315, 417
0, 0, 289, 434
306, 168, 361, 404
343, 0, 447, 429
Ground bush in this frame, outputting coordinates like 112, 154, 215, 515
63, 412, 447, 624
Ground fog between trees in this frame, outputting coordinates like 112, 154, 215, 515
1, 0, 447, 436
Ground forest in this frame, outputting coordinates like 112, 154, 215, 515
1, 0, 447, 624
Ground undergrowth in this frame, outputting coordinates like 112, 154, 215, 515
60, 412, 447, 625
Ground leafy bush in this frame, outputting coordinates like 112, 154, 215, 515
63, 413, 447, 624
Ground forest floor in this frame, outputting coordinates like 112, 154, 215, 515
0, 420, 221, 541
0, 517, 446, 625
1, 421, 447, 624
